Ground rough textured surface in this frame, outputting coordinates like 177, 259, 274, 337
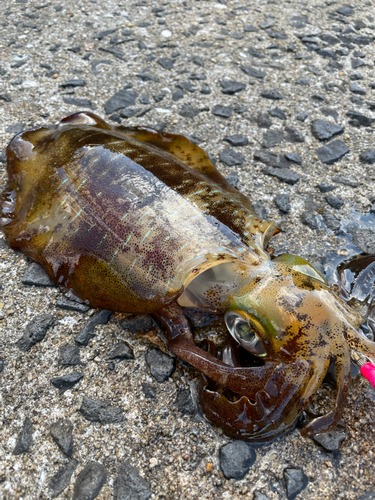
219, 441, 257, 480
50, 419, 74, 457
113, 460, 152, 500
1, 0, 375, 498
72, 461, 107, 500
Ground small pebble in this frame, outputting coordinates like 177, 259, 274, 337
72, 462, 107, 500
219, 441, 256, 480
283, 467, 308, 500
145, 348, 175, 383
13, 417, 33, 455
50, 419, 74, 456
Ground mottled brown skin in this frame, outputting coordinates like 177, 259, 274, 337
2, 112, 374, 443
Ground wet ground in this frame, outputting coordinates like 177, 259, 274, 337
1, 0, 375, 498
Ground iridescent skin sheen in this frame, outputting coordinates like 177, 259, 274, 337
1, 112, 374, 442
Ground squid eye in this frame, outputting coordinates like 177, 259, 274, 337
225, 311, 267, 357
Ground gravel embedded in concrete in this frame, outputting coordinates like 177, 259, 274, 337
1, 0, 375, 498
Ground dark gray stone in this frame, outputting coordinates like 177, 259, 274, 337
5, 123, 26, 134
13, 417, 33, 455
337, 5, 354, 16
114, 460, 152, 500
346, 110, 374, 127
240, 65, 267, 79
219, 441, 256, 480
233, 104, 248, 114
120, 314, 153, 334
177, 82, 196, 93
62, 97, 95, 110
200, 84, 211, 95
274, 194, 291, 213
21, 262, 56, 287
261, 89, 283, 100
99, 47, 125, 60
244, 25, 258, 33
311, 120, 344, 141
51, 371, 83, 394
223, 134, 248, 147
226, 171, 239, 189
321, 108, 339, 122
316, 140, 349, 164
316, 49, 337, 59
93, 29, 116, 40
91, 59, 112, 72
268, 108, 287, 120
297, 113, 308, 122
220, 80, 246, 95
312, 427, 347, 451
347, 228, 375, 254
260, 20, 275, 29
322, 210, 341, 232
248, 47, 265, 58
107, 341, 134, 361
145, 348, 176, 383
138, 95, 150, 105
153, 92, 165, 102
332, 176, 359, 188
59, 79, 85, 88
50, 419, 74, 456
48, 460, 78, 498
0, 359, 3, 373
262, 167, 300, 185
59, 344, 81, 366
72, 462, 107, 500
283, 467, 308, 500
325, 195, 345, 209
318, 183, 337, 193
254, 150, 290, 169
104, 88, 138, 115
157, 57, 175, 70
262, 129, 284, 148
172, 89, 184, 101
284, 152, 302, 165
301, 211, 319, 230
257, 112, 272, 128
285, 127, 305, 143
359, 149, 375, 164
16, 313, 55, 351
179, 104, 201, 118
253, 491, 270, 500
267, 29, 287, 40
79, 396, 125, 424
190, 55, 205, 67
189, 73, 207, 81
295, 77, 310, 86
219, 148, 245, 166
253, 202, 268, 220
0, 94, 11, 103
0, 149, 6, 164
57, 295, 90, 313
141, 383, 156, 399
350, 57, 366, 69
120, 108, 141, 119
75, 310, 113, 346
175, 388, 195, 416
136, 73, 159, 82
350, 83, 366, 95
212, 105, 232, 118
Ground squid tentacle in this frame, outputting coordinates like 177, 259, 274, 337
301, 340, 351, 437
